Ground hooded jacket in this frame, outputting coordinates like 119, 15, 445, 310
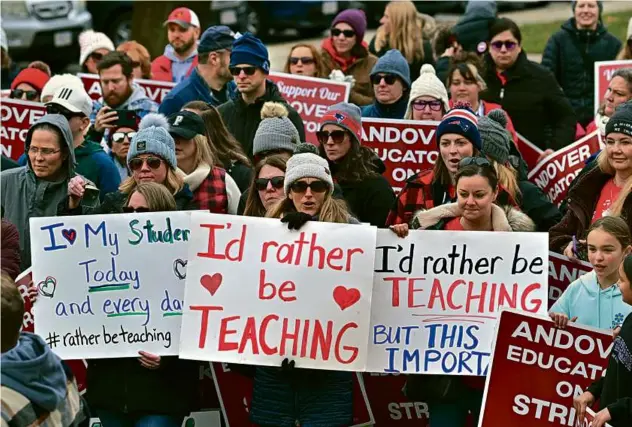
74, 139, 121, 201
453, 0, 497, 53
542, 18, 622, 126
151, 44, 198, 84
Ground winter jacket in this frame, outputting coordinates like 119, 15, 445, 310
542, 19, 622, 127
74, 139, 121, 200
516, 179, 563, 232
1, 62, 20, 90
361, 93, 409, 120
586, 312, 632, 427
151, 45, 198, 84
450, 99, 520, 147
226, 161, 253, 193
218, 80, 305, 159
321, 38, 378, 107
159, 67, 238, 116
549, 166, 632, 253
1, 333, 86, 427
1, 218, 21, 280
177, 162, 240, 214
1, 155, 19, 171
452, 0, 497, 53
90, 83, 158, 123
368, 37, 434, 82
109, 151, 130, 181
386, 170, 451, 226
481, 51, 577, 151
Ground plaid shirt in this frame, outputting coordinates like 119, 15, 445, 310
193, 167, 229, 213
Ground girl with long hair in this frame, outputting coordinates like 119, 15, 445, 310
243, 154, 287, 218
283, 43, 325, 77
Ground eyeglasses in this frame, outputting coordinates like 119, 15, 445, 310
316, 130, 346, 145
123, 206, 151, 213
10, 89, 39, 101
371, 74, 398, 85
289, 56, 315, 65
90, 52, 104, 62
331, 28, 355, 38
28, 146, 61, 156
255, 176, 285, 191
46, 105, 85, 120
229, 66, 257, 76
128, 156, 163, 171
412, 100, 443, 111
112, 131, 137, 143
490, 40, 518, 51
289, 180, 329, 194
459, 156, 491, 168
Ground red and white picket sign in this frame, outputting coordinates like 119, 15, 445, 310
582, 407, 614, 427
362, 374, 428, 426
361, 118, 438, 191
268, 72, 351, 145
516, 132, 544, 172
0, 98, 46, 160
527, 131, 601, 206
594, 60, 632, 113
77, 73, 176, 104
548, 252, 593, 310
479, 309, 613, 427
211, 362, 375, 427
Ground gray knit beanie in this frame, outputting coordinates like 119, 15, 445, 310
370, 49, 411, 89
127, 113, 177, 170
284, 143, 334, 195
478, 109, 511, 165
253, 102, 301, 156
320, 102, 363, 146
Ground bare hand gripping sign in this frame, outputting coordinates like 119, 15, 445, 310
30, 213, 191, 359
179, 213, 377, 371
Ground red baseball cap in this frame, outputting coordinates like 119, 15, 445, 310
164, 7, 200, 29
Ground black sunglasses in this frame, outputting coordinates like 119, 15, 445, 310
412, 100, 443, 111
11, 89, 39, 101
331, 28, 355, 38
459, 156, 491, 168
289, 56, 315, 65
46, 105, 85, 119
255, 176, 285, 191
123, 206, 151, 213
129, 156, 163, 171
112, 131, 137, 143
90, 52, 104, 61
289, 180, 329, 194
316, 130, 346, 145
371, 74, 398, 85
490, 40, 518, 51
229, 66, 257, 76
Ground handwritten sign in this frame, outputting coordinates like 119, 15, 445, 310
528, 131, 600, 206
594, 60, 632, 113
516, 132, 544, 172
78, 73, 176, 104
30, 213, 191, 359
0, 98, 46, 160
180, 214, 377, 371
367, 229, 548, 375
479, 309, 612, 427
361, 118, 439, 191
582, 407, 613, 427
548, 252, 592, 310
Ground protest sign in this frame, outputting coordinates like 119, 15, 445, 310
516, 132, 544, 171
548, 252, 592, 310
30, 213, 191, 359
528, 131, 600, 206
582, 407, 613, 427
594, 60, 632, 113
361, 118, 439, 191
0, 98, 46, 160
268, 72, 350, 144
362, 373, 428, 426
78, 73, 175, 104
180, 213, 377, 371
479, 309, 612, 427
367, 229, 548, 375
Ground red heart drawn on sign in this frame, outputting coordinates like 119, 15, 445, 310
200, 273, 222, 296
333, 286, 361, 311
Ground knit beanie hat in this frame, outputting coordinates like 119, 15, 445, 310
127, 113, 177, 170
320, 102, 363, 147
370, 49, 411, 89
331, 9, 367, 42
606, 101, 632, 138
78, 30, 115, 66
41, 74, 84, 101
10, 68, 50, 92
230, 32, 270, 73
0, 28, 7, 53
571, 0, 603, 18
253, 102, 301, 156
436, 104, 481, 150
405, 64, 450, 120
284, 143, 334, 195
478, 109, 511, 165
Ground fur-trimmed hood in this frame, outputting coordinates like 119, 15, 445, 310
412, 203, 535, 232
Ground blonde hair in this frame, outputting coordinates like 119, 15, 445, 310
266, 191, 351, 224
191, 134, 216, 169
597, 150, 632, 216
120, 167, 185, 196
375, 1, 424, 63
126, 182, 177, 211
493, 160, 521, 202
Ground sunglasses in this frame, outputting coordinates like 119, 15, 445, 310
123, 206, 151, 213
371, 74, 398, 85
255, 176, 285, 191
11, 89, 39, 101
289, 56, 315, 65
90, 52, 104, 62
128, 156, 163, 171
46, 105, 85, 119
229, 66, 257, 76
289, 180, 329, 194
412, 100, 443, 111
316, 130, 347, 145
459, 156, 491, 168
112, 131, 137, 143
490, 40, 518, 51
331, 28, 355, 38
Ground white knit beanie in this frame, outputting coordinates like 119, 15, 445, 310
41, 74, 85, 101
78, 30, 115, 66
284, 143, 334, 195
405, 64, 450, 120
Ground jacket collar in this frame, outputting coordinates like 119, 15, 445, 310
413, 202, 535, 231
370, 93, 410, 119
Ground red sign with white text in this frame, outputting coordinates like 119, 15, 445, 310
362, 374, 428, 426
548, 252, 593, 310
361, 118, 438, 191
594, 60, 632, 112
582, 407, 613, 427
527, 131, 600, 206
0, 98, 46, 160
479, 309, 612, 427
516, 132, 544, 172
268, 72, 350, 145
77, 73, 176, 104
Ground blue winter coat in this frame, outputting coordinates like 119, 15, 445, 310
361, 93, 409, 119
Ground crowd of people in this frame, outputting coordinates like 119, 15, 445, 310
1, 1, 632, 426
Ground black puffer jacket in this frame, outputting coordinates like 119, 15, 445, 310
218, 80, 305, 159
542, 18, 622, 127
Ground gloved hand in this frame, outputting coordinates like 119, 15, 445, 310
328, 69, 346, 82
281, 212, 312, 230
343, 74, 356, 89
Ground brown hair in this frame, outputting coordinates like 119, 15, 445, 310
432, 146, 481, 186
318, 127, 378, 183
588, 216, 632, 248
127, 182, 177, 212
283, 44, 325, 78
199, 107, 251, 168
374, 1, 424, 63
266, 190, 351, 224
182, 101, 211, 113
446, 52, 487, 90
97, 51, 134, 78
617, 39, 632, 60
243, 154, 289, 217
117, 41, 152, 79
1, 272, 23, 353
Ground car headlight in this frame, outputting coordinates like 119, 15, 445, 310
1, 1, 29, 18
75, 0, 86, 13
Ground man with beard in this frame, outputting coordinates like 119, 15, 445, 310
152, 7, 201, 83
159, 26, 237, 116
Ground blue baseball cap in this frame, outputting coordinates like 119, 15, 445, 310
199, 25, 236, 54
